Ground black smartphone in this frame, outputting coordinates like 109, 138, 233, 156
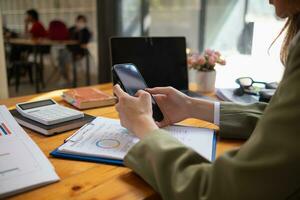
112, 63, 164, 122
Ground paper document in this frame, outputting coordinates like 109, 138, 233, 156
164, 125, 215, 161
0, 106, 59, 198
58, 117, 216, 162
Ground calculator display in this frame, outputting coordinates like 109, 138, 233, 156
19, 100, 56, 110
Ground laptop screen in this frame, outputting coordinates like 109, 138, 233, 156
110, 37, 188, 90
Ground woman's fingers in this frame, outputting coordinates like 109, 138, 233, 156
135, 89, 148, 97
152, 94, 167, 107
152, 94, 167, 100
115, 103, 120, 112
155, 120, 170, 128
146, 87, 173, 95
113, 84, 132, 101
113, 84, 125, 98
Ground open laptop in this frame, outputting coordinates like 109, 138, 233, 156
109, 37, 202, 98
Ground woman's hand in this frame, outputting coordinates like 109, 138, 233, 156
146, 87, 193, 127
113, 85, 158, 139
147, 87, 216, 126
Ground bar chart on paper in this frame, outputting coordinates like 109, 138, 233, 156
0, 111, 39, 181
0, 106, 59, 199
0, 140, 40, 179
0, 122, 13, 136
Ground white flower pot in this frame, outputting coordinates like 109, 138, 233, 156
196, 70, 216, 93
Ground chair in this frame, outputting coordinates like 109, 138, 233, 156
71, 47, 91, 87
48, 20, 69, 41
6, 45, 35, 92
45, 20, 70, 85
67, 27, 92, 87
8, 61, 35, 92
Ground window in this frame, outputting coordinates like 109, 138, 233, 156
119, 0, 285, 88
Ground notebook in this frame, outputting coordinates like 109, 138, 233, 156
0, 106, 59, 198
11, 109, 95, 136
62, 87, 116, 110
51, 117, 216, 165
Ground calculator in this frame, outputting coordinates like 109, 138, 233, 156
16, 99, 84, 125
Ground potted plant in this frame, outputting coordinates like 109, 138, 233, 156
187, 49, 226, 92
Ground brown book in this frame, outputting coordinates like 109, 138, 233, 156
62, 87, 116, 109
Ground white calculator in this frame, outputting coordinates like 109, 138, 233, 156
16, 99, 84, 125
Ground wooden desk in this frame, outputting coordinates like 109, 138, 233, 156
0, 83, 243, 200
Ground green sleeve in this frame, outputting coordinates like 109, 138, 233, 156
124, 130, 212, 199
124, 40, 300, 200
219, 102, 267, 139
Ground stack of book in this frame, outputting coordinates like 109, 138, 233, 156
62, 87, 116, 110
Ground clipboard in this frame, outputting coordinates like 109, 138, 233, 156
50, 117, 217, 166
50, 122, 124, 166
50, 148, 123, 166
51, 134, 217, 166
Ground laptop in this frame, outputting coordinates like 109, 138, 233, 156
109, 37, 202, 98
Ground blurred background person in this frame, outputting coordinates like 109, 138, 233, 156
57, 15, 91, 85
68, 15, 91, 57
9, 9, 47, 62
24, 9, 47, 38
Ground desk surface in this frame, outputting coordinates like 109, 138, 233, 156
0, 83, 243, 200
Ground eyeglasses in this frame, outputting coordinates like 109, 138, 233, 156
234, 77, 277, 96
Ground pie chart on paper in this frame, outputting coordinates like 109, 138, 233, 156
96, 139, 120, 149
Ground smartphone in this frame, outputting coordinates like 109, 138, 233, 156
112, 63, 164, 122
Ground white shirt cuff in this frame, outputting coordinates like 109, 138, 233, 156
214, 102, 220, 126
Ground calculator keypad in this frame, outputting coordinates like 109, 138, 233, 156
31, 106, 83, 124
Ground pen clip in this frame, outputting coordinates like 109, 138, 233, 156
64, 122, 94, 143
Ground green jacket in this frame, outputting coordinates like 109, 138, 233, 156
124, 40, 300, 199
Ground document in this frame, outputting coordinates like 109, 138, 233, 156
58, 117, 216, 162
164, 125, 216, 161
0, 106, 59, 198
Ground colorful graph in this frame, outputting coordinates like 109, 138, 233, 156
96, 139, 120, 149
0, 122, 12, 136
